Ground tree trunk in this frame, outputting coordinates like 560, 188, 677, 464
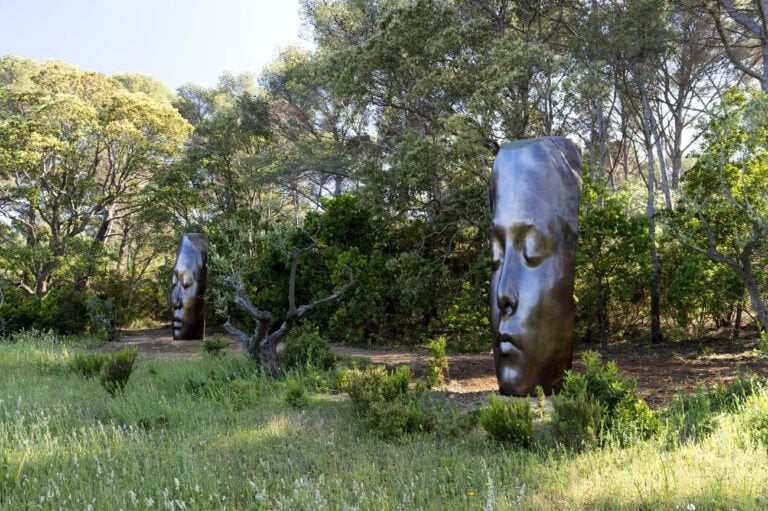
224, 248, 354, 377
639, 82, 664, 344
650, 107, 673, 210
598, 288, 609, 352
743, 269, 768, 331
595, 98, 608, 207
731, 301, 742, 341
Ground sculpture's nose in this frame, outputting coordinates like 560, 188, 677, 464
497, 288, 518, 316
171, 284, 182, 308
496, 257, 519, 317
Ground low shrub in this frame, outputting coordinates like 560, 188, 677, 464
100, 348, 138, 395
479, 394, 533, 447
340, 365, 413, 413
203, 336, 229, 356
363, 398, 426, 438
285, 380, 309, 410
281, 327, 336, 371
70, 351, 110, 378
552, 393, 602, 449
337, 364, 473, 439
553, 351, 660, 447
426, 336, 449, 389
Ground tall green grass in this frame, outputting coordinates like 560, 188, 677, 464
0, 332, 766, 510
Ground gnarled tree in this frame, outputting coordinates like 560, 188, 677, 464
223, 244, 354, 376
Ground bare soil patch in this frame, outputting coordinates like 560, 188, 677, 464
95, 328, 767, 409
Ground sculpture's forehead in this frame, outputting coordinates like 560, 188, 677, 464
175, 245, 202, 270
492, 159, 562, 224
491, 138, 580, 228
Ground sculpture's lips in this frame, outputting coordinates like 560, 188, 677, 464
498, 340, 521, 355
172, 320, 182, 328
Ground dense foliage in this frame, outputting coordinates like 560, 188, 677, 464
1, 0, 767, 349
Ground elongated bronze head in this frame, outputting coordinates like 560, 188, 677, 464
171, 233, 208, 340
489, 137, 582, 396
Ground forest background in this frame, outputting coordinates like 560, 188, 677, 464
1, 0, 768, 353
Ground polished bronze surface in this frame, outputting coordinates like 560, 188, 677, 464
171, 233, 208, 340
489, 137, 582, 396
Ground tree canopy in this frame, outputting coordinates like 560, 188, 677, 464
1, 0, 767, 347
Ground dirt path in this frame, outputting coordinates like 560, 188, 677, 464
97, 328, 767, 409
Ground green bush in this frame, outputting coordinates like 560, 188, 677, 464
552, 393, 602, 449
99, 348, 138, 395
426, 336, 449, 389
0, 284, 117, 337
479, 394, 533, 447
340, 365, 413, 413
363, 398, 426, 438
70, 351, 110, 378
0, 286, 42, 335
338, 364, 474, 439
203, 336, 229, 356
285, 380, 309, 410
439, 275, 490, 353
574, 176, 652, 345
281, 327, 336, 371
39, 285, 90, 334
554, 351, 660, 447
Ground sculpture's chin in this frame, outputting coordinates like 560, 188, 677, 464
173, 321, 204, 341
497, 358, 534, 396
496, 353, 567, 396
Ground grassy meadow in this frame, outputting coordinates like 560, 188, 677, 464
1, 332, 767, 510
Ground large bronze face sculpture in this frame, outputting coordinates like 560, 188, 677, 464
489, 137, 582, 396
171, 233, 208, 340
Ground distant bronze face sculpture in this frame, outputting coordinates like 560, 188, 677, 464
171, 233, 208, 340
489, 137, 582, 396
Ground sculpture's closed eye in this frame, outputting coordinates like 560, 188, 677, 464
491, 236, 504, 271
182, 272, 194, 289
522, 231, 554, 267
